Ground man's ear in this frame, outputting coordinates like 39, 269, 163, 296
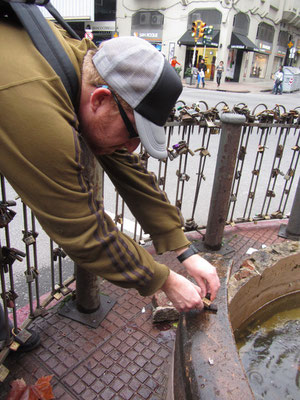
90, 87, 111, 112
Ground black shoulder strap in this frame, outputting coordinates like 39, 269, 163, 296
4, 1, 80, 110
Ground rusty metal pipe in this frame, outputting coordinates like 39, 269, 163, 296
279, 176, 300, 240
204, 113, 246, 250
75, 264, 100, 313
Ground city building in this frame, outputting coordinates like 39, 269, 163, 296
42, 0, 300, 83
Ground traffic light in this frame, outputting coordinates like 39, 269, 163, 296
191, 21, 197, 37
199, 21, 206, 38
204, 25, 213, 35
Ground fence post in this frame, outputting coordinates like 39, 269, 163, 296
204, 113, 246, 250
75, 265, 100, 313
59, 148, 115, 326
278, 176, 300, 240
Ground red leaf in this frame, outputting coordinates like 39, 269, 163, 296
6, 379, 27, 400
33, 376, 54, 400
6, 376, 54, 400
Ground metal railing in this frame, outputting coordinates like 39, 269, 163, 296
1, 101, 299, 378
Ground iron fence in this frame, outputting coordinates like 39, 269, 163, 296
0, 102, 299, 379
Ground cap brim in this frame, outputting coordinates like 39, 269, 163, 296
134, 110, 167, 160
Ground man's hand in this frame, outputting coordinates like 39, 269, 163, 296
176, 248, 220, 301
160, 270, 203, 312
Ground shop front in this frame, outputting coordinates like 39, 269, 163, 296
271, 46, 286, 78
178, 30, 220, 80
226, 32, 258, 82
131, 11, 164, 51
250, 40, 272, 79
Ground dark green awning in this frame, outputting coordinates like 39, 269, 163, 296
229, 32, 259, 52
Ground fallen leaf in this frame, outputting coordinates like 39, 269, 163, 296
6, 375, 54, 400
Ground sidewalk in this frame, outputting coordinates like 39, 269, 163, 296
0, 219, 289, 400
182, 78, 274, 93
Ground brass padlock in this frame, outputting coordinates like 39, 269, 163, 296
0, 364, 10, 382
9, 341, 20, 351
12, 328, 32, 345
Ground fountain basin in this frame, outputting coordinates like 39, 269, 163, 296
171, 241, 300, 399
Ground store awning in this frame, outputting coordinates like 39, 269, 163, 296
229, 32, 258, 52
178, 30, 219, 47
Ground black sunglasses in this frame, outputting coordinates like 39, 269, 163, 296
96, 85, 139, 139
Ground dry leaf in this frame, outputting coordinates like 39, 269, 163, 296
6, 375, 54, 400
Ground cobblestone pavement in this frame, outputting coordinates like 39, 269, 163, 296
0, 219, 290, 399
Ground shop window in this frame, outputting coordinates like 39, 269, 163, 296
250, 53, 268, 78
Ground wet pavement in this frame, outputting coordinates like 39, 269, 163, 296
0, 219, 288, 399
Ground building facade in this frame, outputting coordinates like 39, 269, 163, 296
42, 0, 300, 83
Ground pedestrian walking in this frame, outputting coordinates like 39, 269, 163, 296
272, 65, 284, 95
170, 56, 181, 68
0, 5, 220, 321
196, 58, 207, 88
216, 61, 224, 87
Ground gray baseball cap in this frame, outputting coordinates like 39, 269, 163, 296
92, 36, 182, 159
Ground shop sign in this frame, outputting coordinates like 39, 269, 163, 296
255, 40, 272, 54
85, 21, 115, 32
131, 30, 162, 41
276, 46, 286, 57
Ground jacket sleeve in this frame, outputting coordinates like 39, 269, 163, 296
98, 150, 190, 254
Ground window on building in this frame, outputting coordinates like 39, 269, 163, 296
233, 12, 249, 36
95, 0, 116, 21
188, 9, 221, 29
256, 22, 274, 43
278, 31, 289, 47
132, 11, 164, 28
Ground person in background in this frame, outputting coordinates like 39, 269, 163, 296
197, 58, 207, 88
273, 65, 284, 95
216, 61, 224, 88
170, 56, 181, 69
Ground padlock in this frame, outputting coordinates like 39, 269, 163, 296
1, 247, 25, 267
9, 341, 20, 351
266, 190, 275, 198
2, 290, 18, 308
25, 270, 34, 283
0, 201, 16, 228
24, 267, 38, 283
0, 364, 10, 382
53, 247, 67, 261
22, 230, 38, 246
238, 146, 246, 161
115, 215, 123, 225
12, 328, 32, 345
176, 171, 190, 182
54, 292, 63, 300
158, 177, 165, 186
